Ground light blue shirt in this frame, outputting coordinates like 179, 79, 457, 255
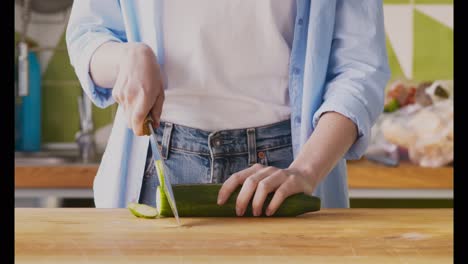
66, 0, 390, 208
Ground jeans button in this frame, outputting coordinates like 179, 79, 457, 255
214, 139, 221, 146
258, 151, 265, 159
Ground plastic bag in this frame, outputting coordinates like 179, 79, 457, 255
364, 115, 400, 167
380, 99, 453, 167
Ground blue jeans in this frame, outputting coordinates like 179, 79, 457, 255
138, 119, 293, 207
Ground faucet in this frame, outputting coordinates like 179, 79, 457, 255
75, 94, 97, 163
17, 0, 31, 97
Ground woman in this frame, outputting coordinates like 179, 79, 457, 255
66, 0, 390, 213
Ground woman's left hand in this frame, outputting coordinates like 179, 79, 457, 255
217, 164, 316, 217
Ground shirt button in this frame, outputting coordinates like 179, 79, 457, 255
293, 67, 301, 75
294, 116, 301, 123
298, 18, 304, 25
258, 151, 265, 159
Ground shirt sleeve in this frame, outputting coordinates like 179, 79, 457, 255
312, 0, 391, 160
66, 0, 127, 108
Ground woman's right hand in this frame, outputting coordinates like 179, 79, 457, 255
90, 41, 164, 136
112, 43, 164, 135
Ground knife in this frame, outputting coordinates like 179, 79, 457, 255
144, 116, 180, 225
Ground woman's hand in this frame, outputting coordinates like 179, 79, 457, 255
217, 164, 316, 217
217, 112, 360, 217
113, 43, 164, 135
90, 42, 164, 135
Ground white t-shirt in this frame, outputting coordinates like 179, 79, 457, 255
160, 0, 296, 131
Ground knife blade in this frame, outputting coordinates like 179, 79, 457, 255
145, 117, 180, 225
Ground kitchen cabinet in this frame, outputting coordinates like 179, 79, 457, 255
15, 208, 453, 263
15, 165, 96, 207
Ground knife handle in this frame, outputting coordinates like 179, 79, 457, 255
143, 116, 153, 136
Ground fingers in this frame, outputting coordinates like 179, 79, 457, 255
219, 165, 312, 217
129, 93, 151, 136
150, 89, 165, 128
112, 75, 164, 135
112, 77, 133, 129
109, 43, 165, 136
217, 163, 264, 205
235, 166, 277, 216
251, 170, 288, 216
266, 175, 303, 216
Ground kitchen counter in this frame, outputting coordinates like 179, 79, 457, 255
15, 159, 454, 206
15, 160, 453, 189
15, 208, 452, 263
347, 160, 453, 199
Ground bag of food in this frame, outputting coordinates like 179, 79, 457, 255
380, 99, 453, 167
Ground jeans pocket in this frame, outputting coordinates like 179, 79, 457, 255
263, 145, 293, 169
163, 150, 211, 184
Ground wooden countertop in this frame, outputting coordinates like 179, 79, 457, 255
15, 159, 453, 190
15, 165, 98, 189
15, 208, 453, 263
347, 160, 453, 189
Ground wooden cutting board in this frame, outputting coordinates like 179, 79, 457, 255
15, 208, 453, 263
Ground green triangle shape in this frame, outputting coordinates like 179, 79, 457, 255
413, 9, 453, 81
385, 34, 406, 82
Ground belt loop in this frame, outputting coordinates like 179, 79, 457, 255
161, 122, 173, 160
246, 128, 257, 166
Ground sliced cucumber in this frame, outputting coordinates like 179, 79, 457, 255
130, 159, 321, 218
127, 202, 159, 219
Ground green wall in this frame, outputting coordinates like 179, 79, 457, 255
41, 33, 117, 142
413, 10, 453, 81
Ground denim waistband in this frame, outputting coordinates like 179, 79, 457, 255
155, 119, 292, 160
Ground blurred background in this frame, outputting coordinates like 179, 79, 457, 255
14, 0, 453, 208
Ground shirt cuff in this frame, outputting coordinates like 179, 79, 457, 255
74, 33, 123, 108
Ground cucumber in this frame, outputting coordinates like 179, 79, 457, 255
152, 159, 320, 217
156, 184, 321, 217
127, 202, 159, 218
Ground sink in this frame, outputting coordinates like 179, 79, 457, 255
15, 150, 100, 166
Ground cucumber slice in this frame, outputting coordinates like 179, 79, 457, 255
127, 202, 159, 219
156, 186, 171, 217
155, 160, 165, 188
154, 159, 170, 216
